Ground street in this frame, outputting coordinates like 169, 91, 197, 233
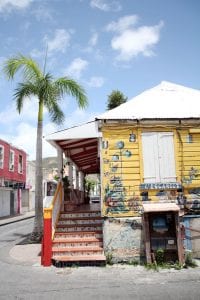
0, 219, 199, 300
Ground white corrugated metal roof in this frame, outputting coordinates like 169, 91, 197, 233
45, 121, 101, 141
143, 202, 180, 213
97, 81, 200, 120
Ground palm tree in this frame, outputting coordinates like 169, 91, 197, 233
106, 90, 127, 110
3, 54, 88, 241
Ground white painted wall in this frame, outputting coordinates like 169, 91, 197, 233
0, 188, 11, 217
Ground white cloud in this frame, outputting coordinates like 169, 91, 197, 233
44, 29, 71, 55
64, 58, 88, 79
30, 48, 45, 58
90, 0, 121, 12
0, 106, 100, 160
87, 76, 105, 88
2, 122, 57, 160
0, 98, 39, 125
31, 28, 72, 58
84, 32, 99, 54
0, 0, 32, 12
106, 15, 164, 61
62, 108, 100, 129
32, 5, 53, 21
106, 15, 139, 32
0, 97, 48, 129
89, 32, 98, 47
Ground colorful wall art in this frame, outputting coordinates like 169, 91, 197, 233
101, 125, 200, 217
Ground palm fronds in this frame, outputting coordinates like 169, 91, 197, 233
54, 77, 88, 108
3, 54, 42, 82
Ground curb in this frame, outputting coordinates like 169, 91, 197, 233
0, 214, 35, 227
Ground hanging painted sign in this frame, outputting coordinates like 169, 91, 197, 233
140, 182, 182, 190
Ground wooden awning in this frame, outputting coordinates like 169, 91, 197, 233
46, 121, 101, 174
142, 202, 180, 213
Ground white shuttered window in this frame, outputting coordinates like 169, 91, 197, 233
142, 132, 176, 183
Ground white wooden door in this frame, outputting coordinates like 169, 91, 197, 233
158, 132, 176, 182
142, 132, 176, 183
141, 132, 160, 183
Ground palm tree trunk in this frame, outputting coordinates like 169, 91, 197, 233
31, 100, 43, 241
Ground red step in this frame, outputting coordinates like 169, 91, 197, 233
52, 246, 103, 252
52, 208, 105, 264
53, 237, 103, 244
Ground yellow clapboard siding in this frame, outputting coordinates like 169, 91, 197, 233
182, 149, 200, 154
107, 157, 139, 162
177, 151, 200, 158
103, 178, 141, 185
103, 169, 140, 175
103, 161, 140, 168
180, 171, 200, 176
101, 124, 200, 217
178, 157, 200, 162
180, 166, 200, 171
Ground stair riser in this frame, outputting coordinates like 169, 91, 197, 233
58, 220, 103, 225
54, 233, 103, 239
53, 241, 103, 248
56, 226, 102, 232
60, 212, 101, 218
52, 255, 106, 263
53, 238, 103, 243
53, 209, 105, 263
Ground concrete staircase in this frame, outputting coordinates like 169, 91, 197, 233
52, 209, 106, 266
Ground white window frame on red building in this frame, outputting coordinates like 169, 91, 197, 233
18, 154, 23, 174
9, 150, 15, 172
0, 145, 4, 169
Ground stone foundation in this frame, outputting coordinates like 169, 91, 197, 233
103, 217, 145, 263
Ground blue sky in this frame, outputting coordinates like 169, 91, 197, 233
0, 0, 200, 159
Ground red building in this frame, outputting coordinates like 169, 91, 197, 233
0, 139, 27, 188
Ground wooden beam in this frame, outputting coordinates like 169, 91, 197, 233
62, 141, 97, 150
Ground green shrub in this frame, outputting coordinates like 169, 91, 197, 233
155, 248, 165, 265
106, 252, 113, 265
185, 251, 197, 268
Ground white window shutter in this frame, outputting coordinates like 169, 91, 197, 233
142, 133, 160, 183
142, 132, 176, 183
158, 133, 176, 182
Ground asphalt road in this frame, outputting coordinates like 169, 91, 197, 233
0, 218, 33, 248
0, 219, 200, 300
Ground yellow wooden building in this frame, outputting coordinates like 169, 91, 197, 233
96, 81, 200, 263
44, 81, 200, 265
97, 81, 200, 218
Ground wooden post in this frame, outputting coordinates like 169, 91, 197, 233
143, 213, 151, 263
175, 212, 185, 264
57, 147, 63, 180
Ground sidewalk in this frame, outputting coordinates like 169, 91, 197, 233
0, 211, 42, 266
1, 212, 200, 269
0, 210, 35, 226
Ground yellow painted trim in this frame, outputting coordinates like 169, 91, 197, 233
137, 128, 143, 183
189, 129, 200, 133
52, 181, 62, 207
60, 183, 63, 204
173, 129, 180, 182
53, 210, 61, 240
43, 181, 62, 220
43, 208, 52, 219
